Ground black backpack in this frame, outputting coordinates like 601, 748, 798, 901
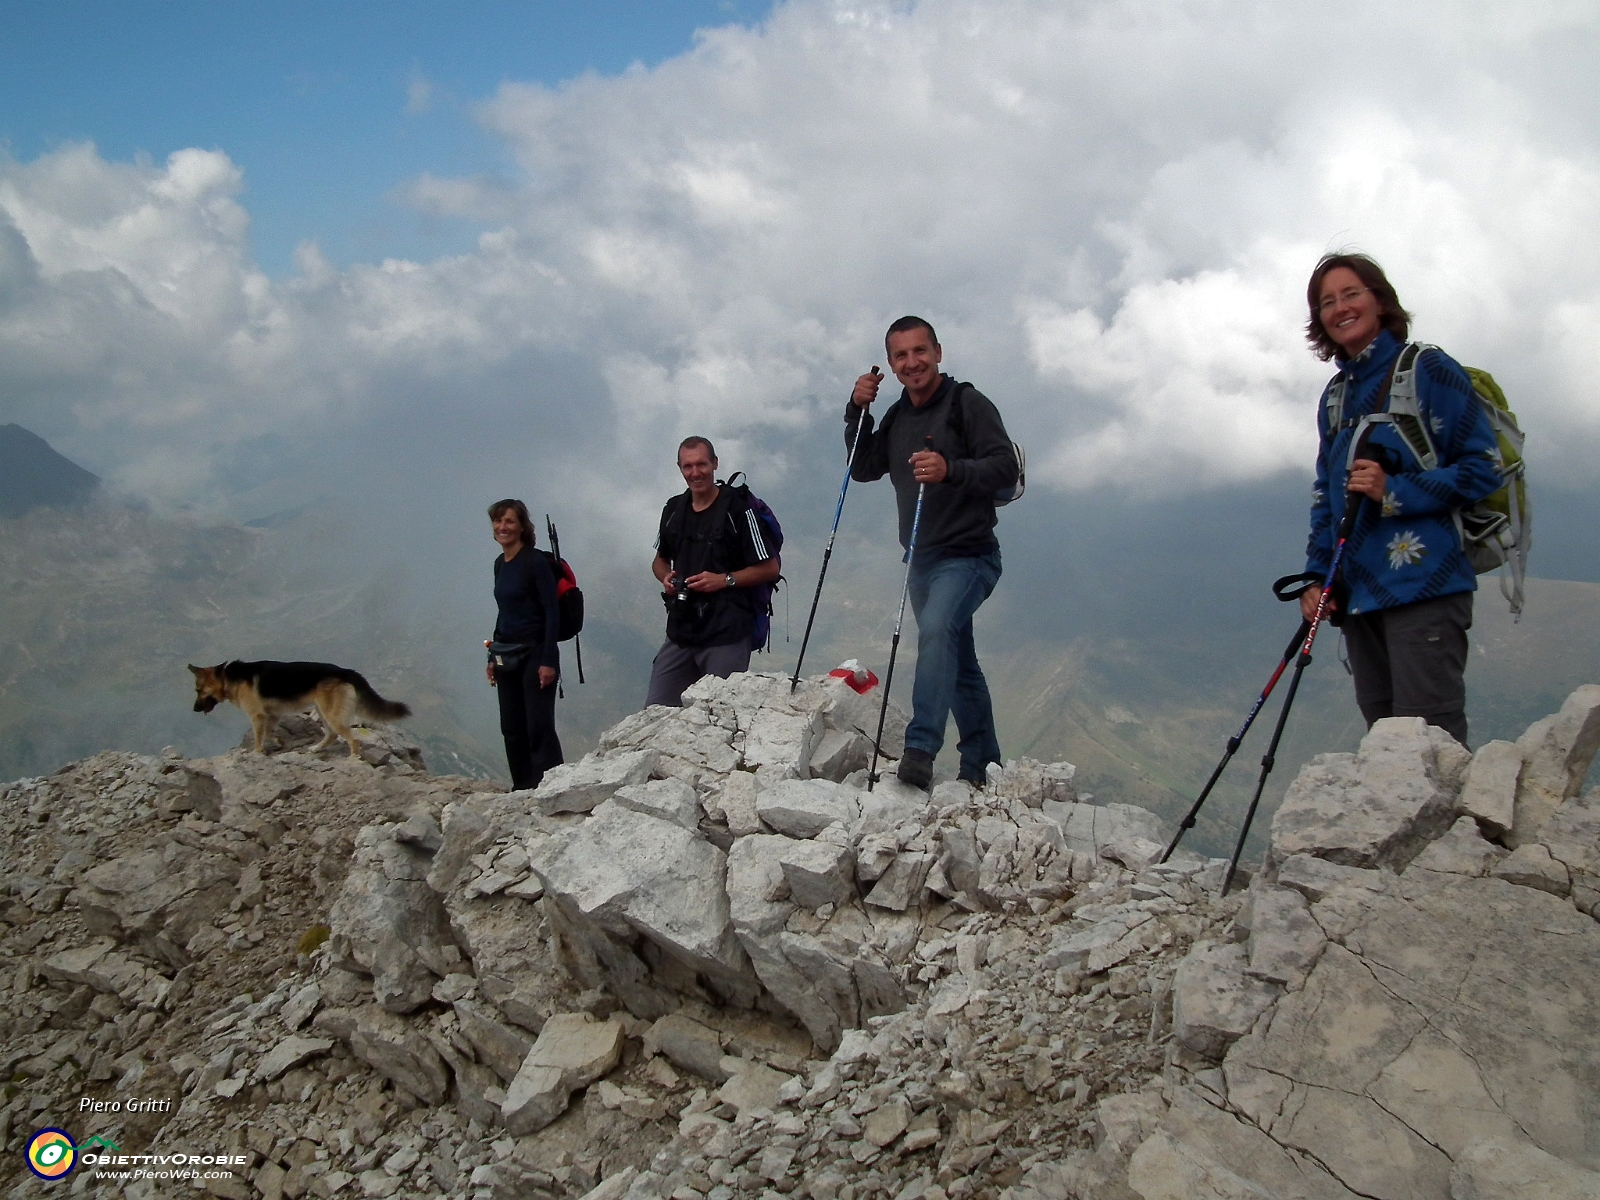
877, 381, 1025, 504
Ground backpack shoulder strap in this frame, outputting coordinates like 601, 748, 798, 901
1323, 372, 1347, 436
1383, 342, 1441, 471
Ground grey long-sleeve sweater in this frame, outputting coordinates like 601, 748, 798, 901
845, 374, 1019, 556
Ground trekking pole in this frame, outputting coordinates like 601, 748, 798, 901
1159, 615, 1310, 864
867, 435, 931, 792
791, 367, 879, 692
1220, 459, 1372, 895
546, 515, 585, 686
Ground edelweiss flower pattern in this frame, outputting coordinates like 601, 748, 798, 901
1381, 490, 1401, 517
1387, 530, 1426, 570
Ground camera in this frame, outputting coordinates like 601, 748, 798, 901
672, 574, 689, 604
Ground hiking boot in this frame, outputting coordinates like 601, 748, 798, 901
897, 748, 934, 790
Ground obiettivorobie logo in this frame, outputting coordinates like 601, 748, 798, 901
26, 1132, 122, 1181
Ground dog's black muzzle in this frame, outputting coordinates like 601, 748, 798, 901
194, 697, 219, 713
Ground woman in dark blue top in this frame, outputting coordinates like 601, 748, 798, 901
487, 499, 563, 789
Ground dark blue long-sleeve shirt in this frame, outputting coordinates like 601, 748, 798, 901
493, 549, 561, 671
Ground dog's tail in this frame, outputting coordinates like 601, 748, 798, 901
348, 673, 412, 722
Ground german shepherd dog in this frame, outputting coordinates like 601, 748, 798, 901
189, 660, 411, 757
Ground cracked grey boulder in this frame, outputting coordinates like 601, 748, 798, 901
808, 728, 872, 782
501, 1012, 623, 1135
742, 707, 824, 775
1510, 684, 1600, 849
611, 776, 701, 831
531, 749, 659, 815
70, 842, 242, 970
1459, 740, 1521, 837
1039, 800, 1163, 860
995, 758, 1078, 808
755, 778, 860, 839
1451, 1137, 1600, 1200
1271, 717, 1469, 871
1244, 885, 1325, 989
1409, 816, 1508, 877
452, 997, 533, 1083
643, 1012, 728, 1082
865, 851, 933, 911
1490, 842, 1570, 896
778, 839, 855, 910
1170, 942, 1280, 1060
329, 824, 462, 1013
1539, 788, 1600, 916
529, 801, 757, 1015
341, 1005, 450, 1106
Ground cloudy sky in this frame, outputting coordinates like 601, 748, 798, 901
3, 0, 1597, 612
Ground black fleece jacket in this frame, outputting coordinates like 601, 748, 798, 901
844, 375, 1018, 556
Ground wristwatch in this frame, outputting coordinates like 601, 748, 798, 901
725, 573, 737, 590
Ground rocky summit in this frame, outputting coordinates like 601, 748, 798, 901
3, 673, 1599, 1200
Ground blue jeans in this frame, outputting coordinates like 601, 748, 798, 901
905, 548, 1002, 775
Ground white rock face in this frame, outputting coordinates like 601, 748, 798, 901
1458, 739, 1521, 835
1511, 684, 1600, 847
611, 776, 702, 831
755, 778, 860, 839
530, 749, 659, 815
501, 1013, 623, 1135
1171, 942, 1280, 1060
1271, 717, 1469, 871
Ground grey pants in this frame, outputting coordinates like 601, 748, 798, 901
644, 639, 752, 708
1342, 591, 1473, 746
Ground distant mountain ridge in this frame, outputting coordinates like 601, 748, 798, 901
0, 423, 99, 517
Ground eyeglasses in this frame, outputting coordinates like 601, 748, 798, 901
1318, 287, 1373, 314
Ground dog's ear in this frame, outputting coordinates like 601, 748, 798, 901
188, 664, 203, 677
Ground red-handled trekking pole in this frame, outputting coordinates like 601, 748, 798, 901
1219, 441, 1372, 894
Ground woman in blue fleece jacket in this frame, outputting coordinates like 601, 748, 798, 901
1301, 253, 1501, 745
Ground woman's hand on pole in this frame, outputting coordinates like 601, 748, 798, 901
1300, 585, 1332, 623
538, 666, 557, 689
1347, 458, 1386, 500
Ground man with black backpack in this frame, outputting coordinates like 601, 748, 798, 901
646, 436, 783, 707
846, 316, 1020, 789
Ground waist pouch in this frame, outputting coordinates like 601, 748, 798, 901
488, 641, 534, 672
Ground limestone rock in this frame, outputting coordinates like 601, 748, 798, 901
329, 825, 460, 1013
1039, 800, 1163, 860
1274, 853, 1390, 904
1271, 717, 1468, 871
715, 1060, 792, 1115
529, 801, 756, 1015
809, 728, 872, 783
70, 842, 241, 969
995, 759, 1078, 808
1511, 684, 1600, 847
530, 749, 659, 816
1459, 740, 1521, 837
1539, 788, 1600, 912
452, 997, 533, 1083
778, 839, 855, 910
1409, 816, 1508, 877
743, 707, 823, 775
611, 776, 701, 831
1490, 842, 1570, 896
864, 1096, 911, 1147
255, 1036, 333, 1082
1171, 942, 1280, 1060
719, 772, 763, 836
643, 1012, 728, 1082
425, 803, 495, 894
1451, 1137, 1600, 1200
342, 1005, 450, 1106
1245, 886, 1325, 989
865, 851, 933, 911
755, 778, 860, 839
501, 1013, 623, 1135
38, 939, 174, 1007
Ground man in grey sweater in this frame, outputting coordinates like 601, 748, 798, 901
846, 316, 1020, 789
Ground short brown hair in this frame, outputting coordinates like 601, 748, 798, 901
1305, 252, 1412, 362
678, 436, 717, 464
885, 315, 938, 353
487, 498, 537, 546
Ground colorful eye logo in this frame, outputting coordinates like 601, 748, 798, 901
27, 1129, 76, 1180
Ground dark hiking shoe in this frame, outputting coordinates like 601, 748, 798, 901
897, 749, 934, 790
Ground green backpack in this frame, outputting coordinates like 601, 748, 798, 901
1327, 342, 1530, 617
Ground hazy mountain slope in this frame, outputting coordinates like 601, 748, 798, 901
0, 423, 100, 517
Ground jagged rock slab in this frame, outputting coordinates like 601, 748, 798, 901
611, 777, 701, 831
1459, 740, 1521, 836
1451, 1137, 1600, 1200
1039, 800, 1162, 860
742, 707, 824, 775
755, 778, 860, 839
329, 824, 461, 1013
453, 997, 534, 1084
1511, 684, 1600, 848
778, 839, 855, 910
644, 1012, 728, 1082
530, 749, 659, 816
332, 1005, 450, 1106
1408, 815, 1507, 877
1539, 788, 1600, 917
1271, 717, 1469, 872
38, 939, 174, 1007
529, 801, 757, 1013
808, 728, 872, 783
1214, 871, 1600, 1198
502, 1013, 623, 1135
1171, 942, 1280, 1060
1245, 885, 1325, 989
70, 842, 241, 970
255, 1036, 333, 1082
995, 759, 1077, 808
1491, 842, 1570, 896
